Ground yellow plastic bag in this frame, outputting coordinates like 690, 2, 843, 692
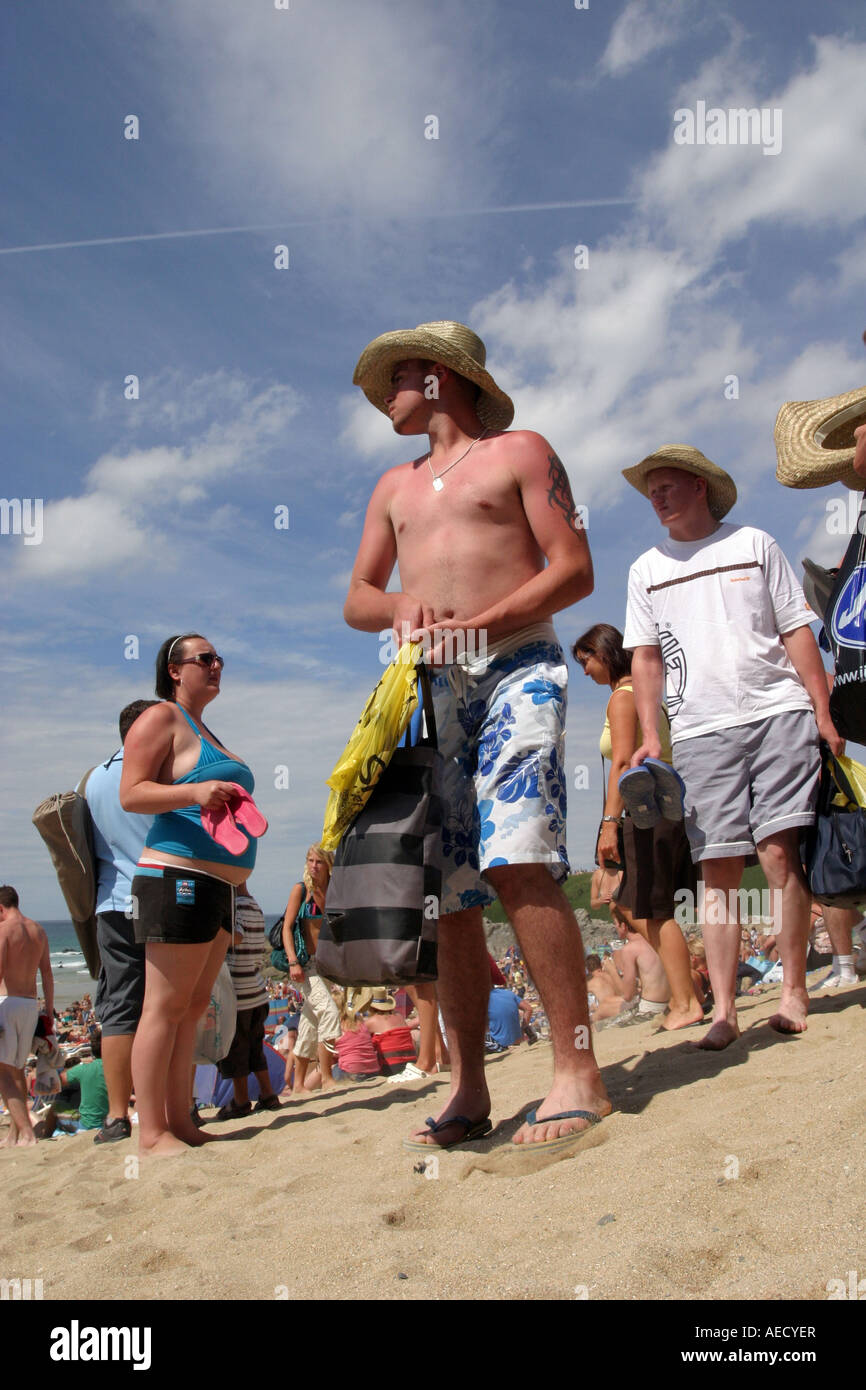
831, 752, 866, 808
321, 643, 423, 852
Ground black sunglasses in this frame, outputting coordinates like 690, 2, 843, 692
175, 652, 225, 669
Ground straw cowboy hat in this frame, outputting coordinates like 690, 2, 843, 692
368, 989, 396, 1012
353, 320, 515, 430
622, 444, 737, 521
774, 385, 866, 490
344, 986, 374, 1017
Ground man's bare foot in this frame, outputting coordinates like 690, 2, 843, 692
696, 1015, 740, 1050
512, 1073, 612, 1146
658, 1004, 705, 1032
407, 1083, 491, 1148
769, 986, 808, 1034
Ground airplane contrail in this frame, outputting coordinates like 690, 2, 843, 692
0, 198, 636, 256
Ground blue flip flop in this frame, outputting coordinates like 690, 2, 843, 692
643, 757, 686, 822
617, 766, 660, 828
403, 1114, 493, 1152
518, 1108, 603, 1154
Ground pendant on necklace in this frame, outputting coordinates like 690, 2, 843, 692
432, 477, 444, 492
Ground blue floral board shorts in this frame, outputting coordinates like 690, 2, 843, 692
430, 633, 570, 915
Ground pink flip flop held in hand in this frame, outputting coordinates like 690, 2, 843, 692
200, 802, 249, 855
230, 785, 268, 837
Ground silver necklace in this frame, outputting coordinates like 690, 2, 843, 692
427, 430, 488, 491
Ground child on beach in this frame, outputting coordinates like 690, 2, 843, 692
213, 886, 281, 1120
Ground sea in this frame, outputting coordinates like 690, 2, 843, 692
42, 921, 98, 1008
41, 915, 286, 1010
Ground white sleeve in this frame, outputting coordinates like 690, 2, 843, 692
622, 559, 659, 649
760, 532, 813, 634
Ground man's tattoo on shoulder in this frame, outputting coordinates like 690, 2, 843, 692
547, 453, 586, 531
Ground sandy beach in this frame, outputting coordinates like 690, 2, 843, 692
2, 977, 863, 1303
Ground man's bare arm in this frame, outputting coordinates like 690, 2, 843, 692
343, 471, 435, 635
781, 625, 843, 755
431, 434, 592, 638
630, 645, 665, 765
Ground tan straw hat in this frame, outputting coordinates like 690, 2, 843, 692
622, 444, 737, 521
368, 989, 396, 1012
774, 386, 866, 490
344, 986, 374, 1017
353, 320, 514, 430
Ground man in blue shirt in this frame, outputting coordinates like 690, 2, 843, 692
85, 701, 155, 1142
487, 986, 523, 1050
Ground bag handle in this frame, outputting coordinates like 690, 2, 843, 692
406, 660, 439, 750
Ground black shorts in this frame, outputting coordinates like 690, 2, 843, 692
131, 866, 235, 946
618, 815, 697, 921
94, 911, 145, 1035
218, 1002, 269, 1079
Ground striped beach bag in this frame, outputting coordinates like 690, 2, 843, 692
317, 664, 443, 986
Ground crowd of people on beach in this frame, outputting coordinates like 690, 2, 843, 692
2, 318, 864, 1162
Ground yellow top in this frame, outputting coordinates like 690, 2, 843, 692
599, 679, 673, 764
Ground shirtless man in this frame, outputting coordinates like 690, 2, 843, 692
584, 954, 629, 1024
611, 916, 671, 1017
346, 320, 611, 1151
0, 886, 54, 1147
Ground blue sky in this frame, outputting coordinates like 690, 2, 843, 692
3, 0, 865, 916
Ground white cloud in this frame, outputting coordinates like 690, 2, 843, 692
129, 0, 505, 218
338, 392, 402, 463
465, 36, 866, 519
600, 0, 695, 77
93, 369, 256, 433
13, 379, 301, 581
639, 37, 866, 254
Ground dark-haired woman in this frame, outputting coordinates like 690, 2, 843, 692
573, 624, 703, 1031
121, 633, 264, 1155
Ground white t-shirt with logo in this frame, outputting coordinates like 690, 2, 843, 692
623, 523, 814, 743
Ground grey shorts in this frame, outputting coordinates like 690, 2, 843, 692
0, 996, 40, 1069
674, 708, 820, 862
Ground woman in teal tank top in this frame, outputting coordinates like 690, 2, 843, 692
120, 632, 265, 1156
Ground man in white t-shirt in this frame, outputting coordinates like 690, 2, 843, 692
621, 445, 842, 1050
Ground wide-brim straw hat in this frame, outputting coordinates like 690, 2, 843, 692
353, 320, 514, 430
622, 444, 737, 521
344, 986, 374, 1017
368, 989, 396, 1012
774, 386, 866, 490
